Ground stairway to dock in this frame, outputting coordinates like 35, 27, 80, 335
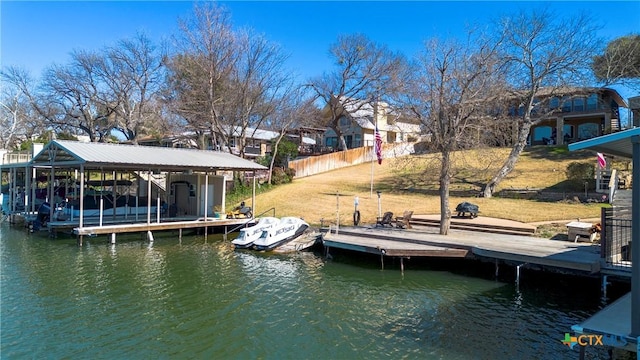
408, 214, 537, 236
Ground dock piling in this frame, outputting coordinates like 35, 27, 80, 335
516, 263, 527, 288
111, 233, 116, 244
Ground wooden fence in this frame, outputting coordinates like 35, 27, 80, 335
289, 142, 416, 178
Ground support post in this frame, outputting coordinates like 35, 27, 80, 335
495, 259, 499, 278
516, 264, 526, 288
631, 135, 639, 337
147, 171, 152, 225
99, 198, 104, 227
111, 233, 116, 244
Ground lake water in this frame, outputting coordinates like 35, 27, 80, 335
0, 224, 626, 359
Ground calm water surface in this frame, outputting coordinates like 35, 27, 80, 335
0, 224, 621, 359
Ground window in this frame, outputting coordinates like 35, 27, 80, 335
354, 134, 362, 147
573, 98, 584, 112
563, 125, 574, 142
534, 126, 552, 142
325, 137, 337, 148
586, 94, 598, 111
386, 132, 394, 143
339, 116, 350, 127
561, 97, 572, 112
549, 97, 559, 109
531, 98, 540, 115
578, 123, 599, 140
345, 135, 353, 149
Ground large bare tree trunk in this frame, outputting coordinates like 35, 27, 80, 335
439, 150, 452, 235
482, 121, 532, 198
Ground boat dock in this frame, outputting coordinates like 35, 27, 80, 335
22, 214, 255, 245
322, 216, 615, 276
272, 230, 322, 253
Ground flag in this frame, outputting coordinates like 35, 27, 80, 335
597, 152, 606, 169
374, 126, 383, 165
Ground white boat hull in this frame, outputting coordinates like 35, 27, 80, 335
252, 217, 309, 251
232, 217, 280, 249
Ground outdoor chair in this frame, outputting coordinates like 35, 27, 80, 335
375, 211, 394, 227
395, 210, 414, 229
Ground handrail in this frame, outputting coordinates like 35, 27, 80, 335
224, 207, 277, 237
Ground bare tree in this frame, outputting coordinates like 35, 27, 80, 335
0, 67, 39, 149
36, 50, 119, 142
404, 35, 500, 235
102, 33, 166, 144
166, 3, 296, 158
266, 87, 316, 184
309, 34, 406, 150
222, 29, 293, 158
165, 2, 237, 150
481, 9, 599, 198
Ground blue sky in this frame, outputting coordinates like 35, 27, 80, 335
2, 1, 639, 97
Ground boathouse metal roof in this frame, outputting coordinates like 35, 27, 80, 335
30, 140, 268, 172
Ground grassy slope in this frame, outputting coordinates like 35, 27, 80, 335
249, 146, 609, 226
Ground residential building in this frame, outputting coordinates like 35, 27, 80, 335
322, 97, 422, 150
135, 126, 316, 158
526, 87, 628, 146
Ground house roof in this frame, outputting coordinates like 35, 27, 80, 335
30, 140, 267, 172
567, 127, 640, 158
336, 96, 421, 133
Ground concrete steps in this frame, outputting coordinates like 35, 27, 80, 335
409, 216, 537, 237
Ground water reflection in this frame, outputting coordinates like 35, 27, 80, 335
0, 225, 624, 359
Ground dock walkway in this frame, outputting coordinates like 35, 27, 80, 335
323, 220, 603, 274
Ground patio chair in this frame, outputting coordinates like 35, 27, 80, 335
395, 210, 414, 229
375, 211, 394, 227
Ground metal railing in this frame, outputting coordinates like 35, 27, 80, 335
601, 207, 633, 268
2, 151, 31, 164
224, 207, 276, 240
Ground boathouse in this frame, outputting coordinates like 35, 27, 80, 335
1, 140, 267, 242
568, 127, 639, 356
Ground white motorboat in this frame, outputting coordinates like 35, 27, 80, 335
252, 217, 310, 251
231, 217, 280, 249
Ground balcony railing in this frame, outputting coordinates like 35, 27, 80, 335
2, 151, 31, 165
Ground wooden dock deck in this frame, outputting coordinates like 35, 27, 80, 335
323, 223, 604, 274
272, 231, 323, 253
71, 217, 251, 236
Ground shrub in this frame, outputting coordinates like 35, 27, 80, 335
270, 167, 296, 185
566, 162, 595, 190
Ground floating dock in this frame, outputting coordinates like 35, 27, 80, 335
272, 230, 322, 253
322, 217, 612, 276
